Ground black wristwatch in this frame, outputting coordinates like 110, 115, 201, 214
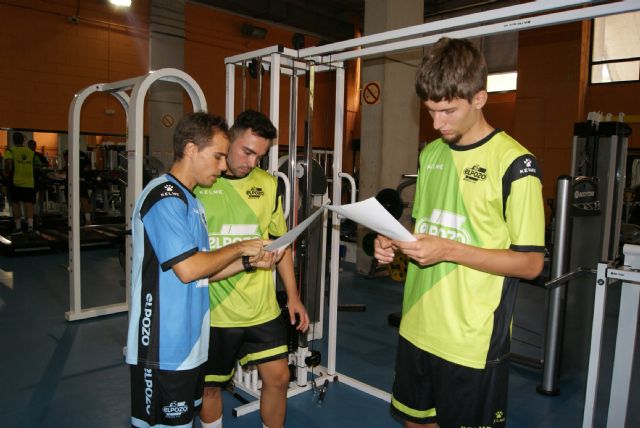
242, 255, 256, 273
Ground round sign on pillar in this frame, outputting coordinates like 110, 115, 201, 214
362, 82, 381, 105
161, 113, 175, 128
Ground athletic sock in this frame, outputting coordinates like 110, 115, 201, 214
14, 220, 21, 230
200, 417, 222, 428
84, 212, 91, 225
27, 218, 33, 229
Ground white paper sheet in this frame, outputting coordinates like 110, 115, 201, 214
325, 197, 416, 241
264, 208, 324, 251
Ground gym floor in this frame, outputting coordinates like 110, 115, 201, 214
1, 246, 638, 427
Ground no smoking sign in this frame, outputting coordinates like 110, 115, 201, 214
362, 82, 381, 105
161, 113, 175, 128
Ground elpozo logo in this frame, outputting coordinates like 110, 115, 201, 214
463, 164, 487, 182
415, 209, 471, 244
163, 401, 188, 418
209, 224, 260, 250
246, 186, 264, 199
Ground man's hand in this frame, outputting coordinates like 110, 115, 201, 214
287, 297, 310, 332
394, 233, 447, 267
251, 249, 279, 269
236, 238, 266, 260
374, 235, 396, 265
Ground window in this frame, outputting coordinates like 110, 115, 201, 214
487, 72, 517, 93
591, 11, 640, 84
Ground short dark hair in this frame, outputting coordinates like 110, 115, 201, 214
173, 112, 229, 161
12, 132, 24, 146
27, 140, 36, 150
230, 110, 277, 142
415, 37, 487, 102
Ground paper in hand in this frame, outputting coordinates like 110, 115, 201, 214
264, 208, 324, 251
325, 197, 416, 241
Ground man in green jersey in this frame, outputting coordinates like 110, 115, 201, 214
196, 110, 309, 428
3, 132, 42, 236
375, 37, 545, 428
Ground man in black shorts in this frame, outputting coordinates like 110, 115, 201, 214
195, 111, 310, 428
375, 38, 545, 428
3, 132, 41, 236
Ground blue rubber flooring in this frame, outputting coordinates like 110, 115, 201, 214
1, 248, 638, 427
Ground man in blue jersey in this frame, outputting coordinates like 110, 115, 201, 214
375, 38, 545, 428
126, 112, 278, 428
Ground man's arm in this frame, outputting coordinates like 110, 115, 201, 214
208, 248, 280, 281
394, 234, 544, 280
277, 246, 309, 332
33, 154, 42, 169
3, 156, 13, 179
172, 238, 266, 283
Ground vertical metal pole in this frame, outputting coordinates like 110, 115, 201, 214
538, 175, 572, 395
287, 71, 298, 231
268, 53, 280, 174
241, 60, 246, 112
257, 58, 263, 113
225, 63, 235, 125
607, 280, 639, 427
328, 65, 345, 375
582, 262, 608, 428
299, 63, 315, 351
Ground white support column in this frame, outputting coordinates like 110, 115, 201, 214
582, 263, 609, 428
268, 52, 281, 174
328, 65, 346, 375
607, 280, 640, 427
356, 0, 423, 273
226, 63, 235, 124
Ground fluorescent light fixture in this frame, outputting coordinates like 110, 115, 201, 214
110, 0, 132, 6
487, 72, 517, 93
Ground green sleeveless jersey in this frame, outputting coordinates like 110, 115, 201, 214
195, 167, 286, 327
4, 146, 41, 188
400, 130, 545, 369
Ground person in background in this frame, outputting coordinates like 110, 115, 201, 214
126, 111, 279, 428
3, 132, 41, 236
375, 37, 545, 428
196, 110, 309, 428
27, 140, 49, 167
27, 140, 48, 220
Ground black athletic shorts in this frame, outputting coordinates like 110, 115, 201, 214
130, 363, 205, 428
10, 185, 36, 203
391, 335, 509, 428
204, 316, 288, 386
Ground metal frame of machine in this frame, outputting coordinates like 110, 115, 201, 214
66, 68, 207, 321
222, 0, 640, 418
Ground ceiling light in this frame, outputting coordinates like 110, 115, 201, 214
110, 0, 132, 6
